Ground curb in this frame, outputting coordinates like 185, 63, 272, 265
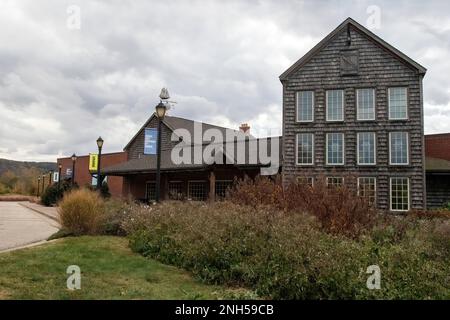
0, 239, 60, 254
18, 202, 59, 222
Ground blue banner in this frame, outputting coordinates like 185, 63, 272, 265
144, 128, 157, 155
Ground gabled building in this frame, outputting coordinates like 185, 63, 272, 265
280, 17, 427, 211
102, 114, 281, 202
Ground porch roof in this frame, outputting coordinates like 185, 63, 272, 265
426, 157, 450, 173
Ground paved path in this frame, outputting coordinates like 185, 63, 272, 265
0, 202, 59, 252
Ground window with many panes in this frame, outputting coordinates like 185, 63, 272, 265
188, 181, 207, 201
389, 132, 409, 165
296, 133, 314, 165
145, 182, 156, 202
390, 177, 409, 211
297, 176, 314, 187
326, 90, 344, 121
357, 88, 375, 120
168, 181, 183, 200
358, 177, 376, 205
215, 180, 233, 199
357, 132, 376, 165
327, 177, 343, 188
389, 87, 407, 120
326, 133, 344, 165
296, 91, 314, 122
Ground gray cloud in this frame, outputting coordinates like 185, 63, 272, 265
1, 0, 450, 161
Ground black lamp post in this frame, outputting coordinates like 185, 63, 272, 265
96, 136, 104, 190
48, 171, 52, 187
37, 177, 41, 197
58, 164, 62, 190
42, 174, 46, 193
155, 100, 167, 203
71, 153, 77, 187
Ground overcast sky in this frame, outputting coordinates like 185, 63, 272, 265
1, 0, 449, 161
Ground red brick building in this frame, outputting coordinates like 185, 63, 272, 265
425, 133, 450, 161
424, 133, 450, 208
57, 152, 128, 197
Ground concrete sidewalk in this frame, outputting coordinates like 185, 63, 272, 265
0, 202, 59, 252
19, 202, 59, 222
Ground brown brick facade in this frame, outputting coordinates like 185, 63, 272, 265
57, 152, 128, 197
425, 133, 450, 161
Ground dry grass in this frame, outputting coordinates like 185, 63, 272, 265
58, 188, 105, 235
0, 194, 38, 202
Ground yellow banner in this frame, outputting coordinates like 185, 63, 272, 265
89, 153, 98, 171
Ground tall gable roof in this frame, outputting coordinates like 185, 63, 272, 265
279, 17, 427, 81
124, 114, 244, 150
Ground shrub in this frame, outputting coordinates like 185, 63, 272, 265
102, 198, 131, 235
40, 181, 73, 206
58, 188, 105, 235
100, 182, 111, 199
41, 184, 62, 206
124, 201, 450, 299
228, 175, 376, 238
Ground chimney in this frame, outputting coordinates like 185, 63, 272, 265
239, 123, 250, 134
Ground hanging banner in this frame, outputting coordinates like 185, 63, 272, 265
89, 153, 99, 171
144, 128, 157, 155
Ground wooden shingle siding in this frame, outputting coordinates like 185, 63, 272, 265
282, 23, 425, 211
127, 116, 180, 160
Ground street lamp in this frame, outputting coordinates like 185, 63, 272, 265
58, 164, 62, 190
48, 171, 53, 187
37, 177, 41, 197
155, 100, 167, 203
71, 153, 77, 187
96, 136, 104, 190
42, 174, 46, 193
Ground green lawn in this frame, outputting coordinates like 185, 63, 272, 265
0, 236, 249, 300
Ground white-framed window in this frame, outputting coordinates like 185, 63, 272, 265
358, 177, 377, 205
326, 133, 344, 165
168, 181, 184, 200
188, 181, 207, 201
357, 132, 376, 165
53, 172, 59, 182
296, 133, 314, 165
390, 177, 410, 211
145, 181, 156, 202
215, 180, 233, 199
388, 87, 408, 120
326, 89, 344, 121
357, 88, 375, 120
389, 132, 409, 165
327, 177, 343, 188
296, 91, 314, 122
297, 176, 314, 187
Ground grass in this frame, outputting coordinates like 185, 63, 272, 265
0, 236, 252, 300
0, 194, 37, 202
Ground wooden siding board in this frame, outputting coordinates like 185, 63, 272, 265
282, 26, 425, 210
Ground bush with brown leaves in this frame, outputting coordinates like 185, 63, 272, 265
228, 175, 376, 238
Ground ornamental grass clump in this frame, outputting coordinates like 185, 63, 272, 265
58, 188, 105, 235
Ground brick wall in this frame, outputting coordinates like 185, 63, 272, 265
425, 133, 450, 161
57, 152, 128, 197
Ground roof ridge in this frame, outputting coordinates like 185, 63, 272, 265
279, 17, 426, 80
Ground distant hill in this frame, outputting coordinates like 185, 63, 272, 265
0, 158, 56, 175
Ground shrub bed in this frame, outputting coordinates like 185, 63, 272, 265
122, 201, 450, 299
